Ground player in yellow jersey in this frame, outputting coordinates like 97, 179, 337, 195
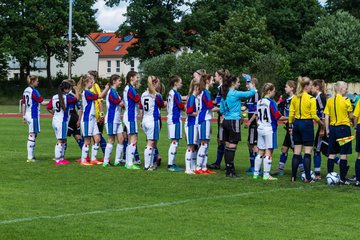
324, 81, 353, 185
352, 96, 360, 186
289, 76, 323, 182
88, 70, 107, 159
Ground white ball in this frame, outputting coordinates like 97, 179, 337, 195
301, 171, 315, 181
326, 172, 340, 185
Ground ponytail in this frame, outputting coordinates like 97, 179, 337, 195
126, 70, 138, 85
109, 74, 120, 86
27, 75, 38, 86
77, 73, 93, 93
147, 76, 158, 95
261, 83, 275, 98
58, 81, 72, 112
295, 76, 311, 97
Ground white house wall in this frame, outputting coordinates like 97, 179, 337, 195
98, 58, 140, 78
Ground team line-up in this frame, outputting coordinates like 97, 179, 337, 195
21, 69, 360, 186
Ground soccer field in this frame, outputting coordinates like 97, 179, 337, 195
0, 117, 359, 239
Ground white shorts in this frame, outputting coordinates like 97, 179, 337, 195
185, 124, 198, 145
198, 120, 211, 140
142, 120, 160, 140
257, 128, 277, 150
168, 122, 182, 140
81, 119, 100, 137
105, 122, 124, 136
124, 121, 138, 135
52, 121, 68, 140
26, 116, 40, 133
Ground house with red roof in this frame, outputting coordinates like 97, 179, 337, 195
89, 32, 139, 78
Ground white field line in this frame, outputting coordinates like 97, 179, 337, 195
0, 185, 325, 225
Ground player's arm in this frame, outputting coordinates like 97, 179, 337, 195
21, 95, 26, 123
46, 99, 54, 115
325, 114, 330, 138
77, 110, 83, 128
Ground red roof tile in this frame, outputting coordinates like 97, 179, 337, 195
89, 32, 137, 57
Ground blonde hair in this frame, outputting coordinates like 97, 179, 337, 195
188, 80, 200, 96
286, 80, 296, 94
296, 76, 311, 97
27, 75, 38, 86
262, 83, 275, 98
333, 81, 347, 94
77, 73, 94, 93
252, 77, 258, 86
147, 75, 159, 95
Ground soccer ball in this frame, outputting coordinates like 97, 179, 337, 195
326, 172, 340, 185
301, 171, 315, 181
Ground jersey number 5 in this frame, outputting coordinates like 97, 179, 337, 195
143, 98, 149, 111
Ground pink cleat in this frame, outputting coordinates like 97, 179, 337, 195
54, 160, 71, 165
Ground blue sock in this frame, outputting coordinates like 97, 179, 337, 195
314, 151, 321, 173
249, 151, 255, 168
100, 135, 107, 154
153, 147, 159, 164
279, 152, 287, 170
215, 143, 225, 165
76, 137, 84, 150
123, 139, 128, 160
135, 146, 140, 161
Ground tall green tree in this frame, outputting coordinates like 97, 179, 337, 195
295, 11, 360, 82
326, 0, 360, 18
207, 7, 277, 75
106, 0, 187, 61
260, 0, 324, 51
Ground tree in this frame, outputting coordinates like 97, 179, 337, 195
106, 0, 187, 61
206, 7, 278, 75
295, 11, 360, 82
260, 0, 324, 51
326, 0, 360, 19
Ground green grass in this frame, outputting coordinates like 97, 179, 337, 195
0, 117, 359, 239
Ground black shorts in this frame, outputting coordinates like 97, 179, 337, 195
292, 119, 314, 146
221, 119, 241, 144
282, 123, 293, 148
97, 121, 104, 133
314, 126, 329, 154
67, 113, 81, 136
328, 125, 352, 155
247, 123, 258, 145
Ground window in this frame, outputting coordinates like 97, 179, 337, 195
107, 61, 111, 73
123, 35, 134, 42
97, 36, 112, 43
130, 60, 135, 71
114, 45, 123, 51
116, 60, 120, 73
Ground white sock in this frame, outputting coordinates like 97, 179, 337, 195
126, 143, 136, 166
104, 143, 113, 164
202, 145, 209, 171
185, 149, 192, 171
263, 156, 272, 177
55, 143, 62, 162
61, 143, 67, 160
168, 141, 178, 166
191, 151, 197, 171
27, 134, 36, 160
81, 144, 89, 163
144, 146, 153, 169
91, 143, 100, 161
115, 144, 124, 163
254, 154, 262, 176
196, 143, 207, 171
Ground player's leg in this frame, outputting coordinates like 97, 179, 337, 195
167, 122, 182, 172
90, 121, 102, 165
114, 124, 124, 166
125, 121, 139, 169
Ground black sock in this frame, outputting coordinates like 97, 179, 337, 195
224, 147, 236, 175
327, 158, 335, 173
356, 159, 360, 181
304, 154, 311, 180
292, 154, 301, 179
339, 159, 348, 181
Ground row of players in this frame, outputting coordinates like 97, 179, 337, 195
21, 70, 360, 185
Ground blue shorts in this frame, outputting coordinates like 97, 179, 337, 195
356, 125, 360, 152
292, 119, 314, 146
328, 125, 352, 155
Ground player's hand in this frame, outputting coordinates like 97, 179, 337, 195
76, 120, 80, 128
140, 123, 143, 129
220, 115, 224, 124
319, 130, 325, 137
244, 122, 249, 129
326, 130, 330, 138
22, 116, 26, 123
289, 128, 293, 135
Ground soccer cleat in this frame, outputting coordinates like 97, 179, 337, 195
246, 167, 254, 175
113, 161, 122, 167
144, 166, 156, 171
185, 170, 195, 175
75, 158, 82, 163
271, 168, 284, 176
90, 160, 103, 165
134, 159, 142, 165
263, 175, 278, 181
194, 169, 204, 175
125, 164, 140, 170
156, 156, 162, 167
226, 172, 239, 178
99, 158, 104, 163
253, 174, 259, 180
167, 165, 183, 172
207, 163, 220, 170
354, 181, 360, 187
80, 162, 92, 166
304, 179, 316, 183
202, 169, 216, 174
86, 156, 90, 162
339, 180, 351, 185
347, 176, 356, 182
315, 175, 321, 180
102, 162, 111, 167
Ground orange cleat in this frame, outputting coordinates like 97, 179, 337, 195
202, 169, 216, 174
90, 160, 103, 165
194, 169, 204, 175
80, 162, 92, 166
